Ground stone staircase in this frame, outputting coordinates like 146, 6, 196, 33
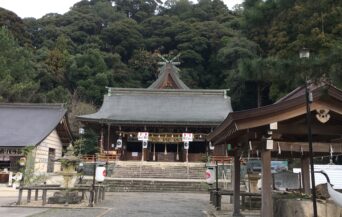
101, 161, 215, 192
111, 161, 206, 179
104, 178, 208, 192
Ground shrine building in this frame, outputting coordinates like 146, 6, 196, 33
77, 59, 233, 162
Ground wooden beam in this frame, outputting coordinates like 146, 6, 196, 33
261, 149, 273, 217
238, 105, 306, 131
277, 124, 342, 136
301, 156, 310, 194
270, 142, 342, 153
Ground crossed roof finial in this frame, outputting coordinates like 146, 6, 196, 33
158, 53, 181, 66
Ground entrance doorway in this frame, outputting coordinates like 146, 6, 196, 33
150, 143, 182, 162
47, 148, 55, 173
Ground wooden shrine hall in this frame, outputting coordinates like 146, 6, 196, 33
78, 58, 233, 162
208, 82, 342, 217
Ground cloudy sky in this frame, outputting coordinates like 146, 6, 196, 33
0, 0, 243, 19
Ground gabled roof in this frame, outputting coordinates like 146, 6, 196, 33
276, 81, 330, 103
208, 83, 342, 144
148, 63, 190, 89
0, 103, 72, 147
78, 88, 232, 126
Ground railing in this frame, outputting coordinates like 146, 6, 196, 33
81, 154, 120, 162
210, 189, 261, 211
17, 184, 106, 206
211, 156, 232, 164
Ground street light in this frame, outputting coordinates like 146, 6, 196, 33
79, 128, 85, 156
299, 48, 317, 217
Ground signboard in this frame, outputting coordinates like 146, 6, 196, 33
132, 152, 138, 157
182, 133, 193, 142
247, 160, 288, 173
138, 132, 149, 141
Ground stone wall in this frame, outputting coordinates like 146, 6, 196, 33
274, 198, 342, 217
33, 129, 63, 173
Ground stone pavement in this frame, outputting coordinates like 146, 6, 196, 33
0, 187, 211, 217
0, 186, 46, 217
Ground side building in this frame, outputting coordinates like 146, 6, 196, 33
0, 104, 73, 174
77, 61, 233, 162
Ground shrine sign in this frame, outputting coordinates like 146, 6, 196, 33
138, 132, 149, 141
182, 133, 193, 142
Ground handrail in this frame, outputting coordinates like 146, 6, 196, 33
81, 154, 120, 162
211, 156, 232, 164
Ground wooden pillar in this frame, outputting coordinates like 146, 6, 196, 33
100, 126, 104, 154
107, 124, 111, 153
261, 149, 273, 217
141, 142, 144, 161
232, 148, 242, 217
301, 156, 310, 194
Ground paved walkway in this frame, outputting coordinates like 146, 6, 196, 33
0, 188, 210, 217
0, 187, 46, 217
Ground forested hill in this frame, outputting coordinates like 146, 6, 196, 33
0, 0, 341, 112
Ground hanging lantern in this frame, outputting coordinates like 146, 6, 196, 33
19, 157, 26, 166
209, 141, 214, 150
116, 138, 122, 148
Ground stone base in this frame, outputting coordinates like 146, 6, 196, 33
274, 198, 342, 217
48, 191, 82, 204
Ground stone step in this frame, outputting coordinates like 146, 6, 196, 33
82, 161, 210, 179
101, 179, 213, 192
104, 161, 230, 192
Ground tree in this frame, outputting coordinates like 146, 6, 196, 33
0, 27, 39, 102
0, 8, 31, 46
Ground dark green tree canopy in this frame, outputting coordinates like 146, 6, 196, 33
0, 0, 340, 112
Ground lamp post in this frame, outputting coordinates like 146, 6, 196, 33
299, 48, 317, 217
79, 128, 85, 156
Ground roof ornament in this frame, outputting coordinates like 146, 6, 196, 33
157, 53, 181, 66
316, 108, 330, 123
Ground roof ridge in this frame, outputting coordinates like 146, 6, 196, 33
0, 103, 65, 109
148, 63, 189, 89
107, 88, 229, 96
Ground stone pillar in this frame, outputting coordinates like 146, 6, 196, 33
301, 156, 310, 194
233, 148, 242, 217
261, 149, 273, 217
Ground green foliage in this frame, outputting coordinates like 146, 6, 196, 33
0, 27, 39, 102
0, 0, 340, 111
20, 146, 47, 186
77, 128, 99, 155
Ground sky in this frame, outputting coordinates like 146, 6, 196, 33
0, 0, 243, 19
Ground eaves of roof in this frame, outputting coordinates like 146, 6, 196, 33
208, 84, 342, 143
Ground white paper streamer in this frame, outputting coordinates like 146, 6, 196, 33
301, 146, 304, 156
